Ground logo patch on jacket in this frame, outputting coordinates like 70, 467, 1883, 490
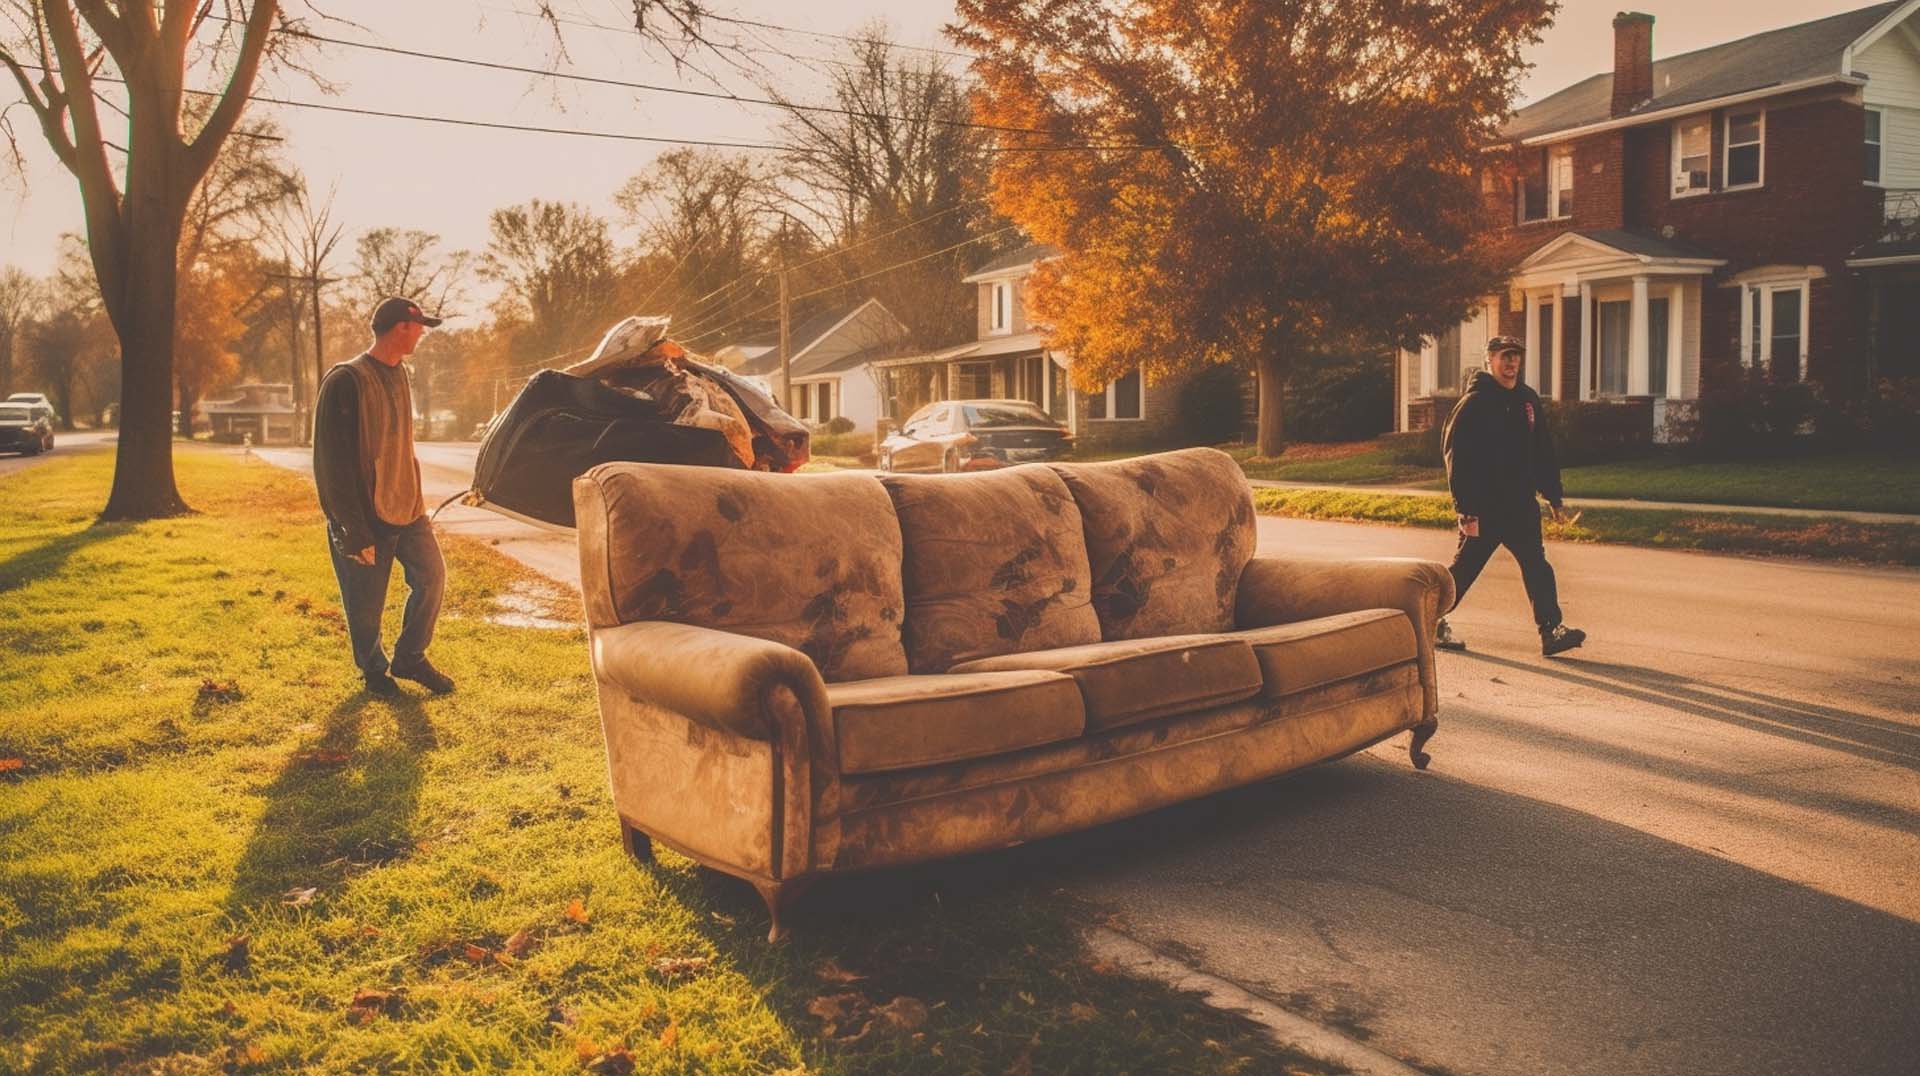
1524, 401, 1535, 431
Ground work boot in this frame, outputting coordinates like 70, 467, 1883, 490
1541, 623, 1586, 657
1434, 617, 1467, 652
363, 670, 401, 698
390, 656, 455, 694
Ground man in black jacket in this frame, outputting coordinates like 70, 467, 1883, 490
313, 297, 455, 697
1437, 335, 1586, 657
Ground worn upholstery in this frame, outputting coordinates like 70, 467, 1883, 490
950, 634, 1263, 731
880, 466, 1102, 673
827, 670, 1085, 775
1050, 448, 1257, 640
575, 463, 907, 681
1227, 609, 1418, 697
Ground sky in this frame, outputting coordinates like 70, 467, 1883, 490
0, 0, 1894, 289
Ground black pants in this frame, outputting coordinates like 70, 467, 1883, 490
1447, 505, 1562, 630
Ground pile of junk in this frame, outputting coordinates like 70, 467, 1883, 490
457, 316, 810, 529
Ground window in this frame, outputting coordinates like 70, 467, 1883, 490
955, 362, 992, 398
1647, 297, 1670, 399
795, 383, 811, 420
1866, 107, 1884, 185
990, 282, 1011, 333
1597, 300, 1631, 396
1549, 145, 1575, 219
1673, 116, 1710, 196
1725, 110, 1764, 189
1535, 299, 1556, 399
815, 382, 833, 423
1436, 324, 1461, 391
1741, 280, 1810, 378
1088, 366, 1145, 420
1513, 146, 1572, 222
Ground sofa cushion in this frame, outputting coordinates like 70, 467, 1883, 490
827, 670, 1086, 775
1227, 609, 1418, 697
574, 462, 907, 681
950, 635, 1262, 731
880, 466, 1103, 673
1050, 448, 1257, 640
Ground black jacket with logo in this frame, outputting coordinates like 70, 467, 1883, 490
1442, 370, 1564, 519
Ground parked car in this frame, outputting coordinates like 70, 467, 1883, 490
0, 403, 55, 455
878, 399, 1071, 473
5, 392, 57, 425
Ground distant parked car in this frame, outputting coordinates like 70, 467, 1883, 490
5, 392, 57, 424
878, 399, 1071, 473
0, 402, 55, 455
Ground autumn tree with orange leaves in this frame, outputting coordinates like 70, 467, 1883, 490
952, 0, 1555, 454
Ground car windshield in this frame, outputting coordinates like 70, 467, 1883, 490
962, 403, 1053, 428
0, 406, 29, 422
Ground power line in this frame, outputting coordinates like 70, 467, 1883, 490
694, 11, 975, 61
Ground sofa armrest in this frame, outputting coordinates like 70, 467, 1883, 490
1236, 556, 1454, 767
590, 619, 830, 743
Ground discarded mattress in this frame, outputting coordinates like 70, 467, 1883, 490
460, 316, 810, 529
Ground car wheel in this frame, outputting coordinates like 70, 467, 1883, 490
941, 448, 959, 474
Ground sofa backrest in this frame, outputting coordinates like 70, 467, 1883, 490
1050, 447, 1257, 640
573, 462, 909, 682
880, 465, 1102, 673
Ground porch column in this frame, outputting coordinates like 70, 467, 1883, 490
1420, 338, 1437, 397
1628, 275, 1651, 396
1523, 291, 1540, 393
1667, 282, 1685, 398
1578, 281, 1594, 401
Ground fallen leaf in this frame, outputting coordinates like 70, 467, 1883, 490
463, 943, 490, 963
874, 996, 928, 1031
291, 749, 350, 768
807, 992, 864, 1028
503, 928, 535, 957
814, 957, 865, 983
564, 898, 590, 924
651, 955, 710, 980
1017, 990, 1036, 1007
0, 758, 23, 772
346, 987, 401, 1025
548, 1004, 577, 1028
1086, 961, 1119, 976
359, 925, 382, 938
657, 1020, 679, 1050
1067, 1002, 1097, 1023
222, 934, 251, 975
1490, 676, 1508, 685
281, 887, 318, 907
587, 1046, 634, 1075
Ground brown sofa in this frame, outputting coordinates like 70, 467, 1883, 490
573, 447, 1453, 939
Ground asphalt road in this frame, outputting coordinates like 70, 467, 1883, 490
0, 428, 117, 477
258, 440, 1920, 1076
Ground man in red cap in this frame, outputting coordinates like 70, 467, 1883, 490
312, 297, 456, 696
1436, 334, 1586, 657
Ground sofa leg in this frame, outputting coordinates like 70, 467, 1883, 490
620, 820, 654, 863
753, 878, 815, 944
1408, 719, 1438, 771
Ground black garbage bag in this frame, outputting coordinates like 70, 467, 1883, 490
466, 369, 743, 529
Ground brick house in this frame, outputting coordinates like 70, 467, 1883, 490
877, 242, 1201, 450
1398, 2, 1920, 435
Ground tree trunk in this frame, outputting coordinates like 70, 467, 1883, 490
1256, 351, 1288, 458
101, 211, 191, 520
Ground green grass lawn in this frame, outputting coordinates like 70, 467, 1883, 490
0, 447, 1332, 1075
1559, 453, 1920, 515
1251, 488, 1920, 565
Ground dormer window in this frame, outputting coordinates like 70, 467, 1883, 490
1725, 110, 1764, 190
1515, 145, 1573, 223
1866, 107, 1884, 185
990, 281, 1012, 334
1672, 115, 1710, 197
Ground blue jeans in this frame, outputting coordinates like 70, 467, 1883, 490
327, 515, 445, 676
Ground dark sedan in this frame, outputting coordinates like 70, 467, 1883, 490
0, 403, 54, 455
878, 399, 1071, 473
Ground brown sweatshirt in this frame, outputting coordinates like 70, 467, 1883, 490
313, 354, 425, 551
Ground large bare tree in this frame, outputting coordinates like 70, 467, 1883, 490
0, 266, 46, 397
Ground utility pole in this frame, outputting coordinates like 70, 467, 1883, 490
778, 268, 792, 414
271, 269, 304, 433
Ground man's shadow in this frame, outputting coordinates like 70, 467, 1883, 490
224, 692, 437, 911
0, 522, 132, 595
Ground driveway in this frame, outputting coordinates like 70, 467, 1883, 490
259, 441, 1920, 1076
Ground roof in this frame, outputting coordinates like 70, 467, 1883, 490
1502, 2, 1898, 143
725, 304, 868, 375
1571, 228, 1722, 261
807, 342, 896, 376
969, 330, 1049, 359
963, 242, 1062, 282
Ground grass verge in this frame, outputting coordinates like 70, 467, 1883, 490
1559, 452, 1920, 515
1, 446, 1336, 1075
1252, 487, 1920, 566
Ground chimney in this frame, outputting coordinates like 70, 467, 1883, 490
1611, 12, 1655, 117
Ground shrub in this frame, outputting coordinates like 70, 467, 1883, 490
1863, 376, 1920, 456
823, 415, 855, 435
1678, 365, 1834, 459
809, 429, 875, 458
1284, 354, 1393, 442
1177, 364, 1247, 446
1547, 400, 1654, 466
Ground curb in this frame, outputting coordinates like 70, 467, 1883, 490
1083, 925, 1430, 1076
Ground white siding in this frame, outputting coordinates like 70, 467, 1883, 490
838, 369, 881, 432
1859, 32, 1920, 111
1879, 105, 1920, 187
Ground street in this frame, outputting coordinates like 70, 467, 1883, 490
261, 440, 1920, 1076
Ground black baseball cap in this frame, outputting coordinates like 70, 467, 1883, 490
1486, 335, 1525, 356
370, 296, 444, 334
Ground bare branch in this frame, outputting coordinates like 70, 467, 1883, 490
184, 0, 277, 183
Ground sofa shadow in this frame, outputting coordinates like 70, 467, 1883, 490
223, 693, 435, 912
1461, 649, 1920, 772
0, 522, 132, 595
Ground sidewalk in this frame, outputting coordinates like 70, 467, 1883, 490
1246, 478, 1920, 526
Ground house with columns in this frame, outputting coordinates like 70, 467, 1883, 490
1399, 2, 1920, 435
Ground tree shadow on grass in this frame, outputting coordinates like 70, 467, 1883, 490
224, 692, 437, 912
0, 522, 132, 595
